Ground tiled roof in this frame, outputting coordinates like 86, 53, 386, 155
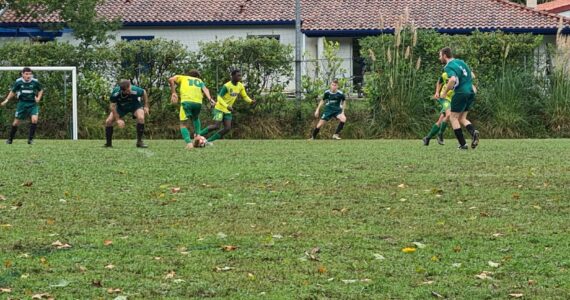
0, 0, 568, 34
537, 0, 570, 13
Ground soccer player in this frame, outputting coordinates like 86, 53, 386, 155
439, 48, 480, 150
199, 70, 255, 143
169, 70, 215, 150
423, 72, 453, 146
1, 67, 44, 145
310, 80, 347, 140
104, 80, 149, 148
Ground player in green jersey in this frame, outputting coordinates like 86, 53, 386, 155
423, 72, 453, 146
104, 80, 149, 148
439, 48, 480, 150
310, 80, 347, 140
1, 67, 44, 145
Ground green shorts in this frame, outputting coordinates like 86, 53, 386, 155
117, 102, 143, 118
180, 102, 202, 121
450, 93, 475, 113
438, 98, 451, 115
212, 109, 233, 122
15, 101, 39, 120
321, 109, 342, 121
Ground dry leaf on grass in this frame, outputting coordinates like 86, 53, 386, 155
31, 293, 52, 299
22, 181, 33, 187
373, 253, 386, 260
305, 247, 321, 261
104, 240, 113, 246
222, 245, 238, 252
0, 288, 12, 293
107, 288, 122, 294
509, 293, 524, 298
164, 271, 176, 279
91, 280, 103, 287
488, 261, 500, 268
475, 271, 494, 280
51, 240, 72, 249
105, 264, 115, 269
431, 291, 444, 298
214, 266, 234, 272
0, 195, 6, 201
412, 242, 426, 249
171, 187, 181, 193
398, 183, 407, 188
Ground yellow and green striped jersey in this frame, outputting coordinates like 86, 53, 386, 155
438, 72, 454, 101
215, 81, 252, 113
174, 75, 205, 104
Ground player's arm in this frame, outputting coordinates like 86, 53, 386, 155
471, 72, 478, 94
35, 89, 44, 103
202, 86, 215, 106
341, 94, 347, 114
217, 85, 231, 111
435, 78, 442, 99
314, 100, 324, 118
240, 87, 255, 105
142, 89, 150, 115
1, 91, 15, 106
168, 76, 179, 104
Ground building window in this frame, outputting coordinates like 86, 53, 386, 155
247, 35, 280, 41
121, 36, 155, 41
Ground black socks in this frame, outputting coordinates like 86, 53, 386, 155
335, 122, 345, 134
28, 123, 37, 141
454, 128, 467, 147
466, 124, 476, 137
9, 126, 18, 141
105, 126, 113, 145
136, 123, 145, 142
312, 127, 320, 139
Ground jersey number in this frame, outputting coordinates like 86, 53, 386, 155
187, 79, 202, 87
459, 66, 468, 77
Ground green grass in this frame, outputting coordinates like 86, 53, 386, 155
1, 139, 569, 299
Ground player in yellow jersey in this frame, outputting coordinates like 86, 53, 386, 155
169, 70, 214, 149
199, 70, 256, 144
423, 72, 454, 146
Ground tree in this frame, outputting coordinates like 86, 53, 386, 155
4, 0, 120, 45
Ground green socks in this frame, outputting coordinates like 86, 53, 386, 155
181, 127, 192, 144
193, 119, 202, 137
208, 132, 222, 142
427, 124, 440, 138
439, 122, 448, 136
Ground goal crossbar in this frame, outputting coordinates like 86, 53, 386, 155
0, 66, 78, 140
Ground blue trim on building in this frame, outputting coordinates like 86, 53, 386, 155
303, 27, 568, 37
121, 35, 155, 41
0, 27, 65, 38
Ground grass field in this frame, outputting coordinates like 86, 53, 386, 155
1, 139, 569, 299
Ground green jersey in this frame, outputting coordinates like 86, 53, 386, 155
444, 59, 474, 94
323, 90, 346, 111
110, 85, 145, 106
11, 77, 43, 102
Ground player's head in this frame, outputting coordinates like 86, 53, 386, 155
231, 69, 242, 82
119, 80, 131, 94
439, 47, 453, 64
189, 69, 201, 79
330, 79, 339, 92
22, 67, 33, 81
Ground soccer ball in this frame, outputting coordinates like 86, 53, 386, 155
193, 135, 207, 148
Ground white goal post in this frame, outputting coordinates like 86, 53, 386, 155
0, 66, 78, 140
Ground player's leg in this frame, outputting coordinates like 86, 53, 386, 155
134, 108, 147, 148
423, 114, 444, 146
28, 113, 39, 144
104, 112, 116, 147
332, 113, 346, 140
190, 103, 202, 138
179, 104, 193, 145
460, 94, 479, 149
199, 109, 223, 136
208, 116, 232, 143
7, 118, 21, 144
311, 119, 327, 140
437, 110, 451, 145
450, 94, 468, 149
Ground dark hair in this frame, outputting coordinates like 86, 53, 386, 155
189, 69, 201, 79
22, 67, 32, 74
231, 69, 241, 77
119, 79, 131, 91
440, 47, 453, 58
332, 79, 339, 85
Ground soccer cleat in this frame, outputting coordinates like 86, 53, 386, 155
27, 139, 34, 145
103, 143, 112, 148
422, 137, 430, 146
136, 141, 148, 148
471, 130, 480, 149
6, 139, 13, 145
458, 144, 469, 150
436, 135, 445, 145
332, 134, 341, 140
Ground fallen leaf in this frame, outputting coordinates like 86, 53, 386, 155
31, 293, 52, 299
164, 271, 176, 279
113, 296, 128, 300
452, 263, 462, 268
247, 273, 255, 280
4, 260, 12, 268
453, 245, 462, 253
222, 245, 238, 252
217, 232, 227, 239
512, 193, 521, 200
0, 195, 6, 201
173, 279, 186, 284
91, 280, 103, 287
78, 265, 87, 273
398, 183, 407, 188
402, 247, 416, 253
50, 279, 70, 288
0, 288, 11, 293
492, 233, 504, 238
154, 257, 162, 260
21, 273, 29, 279
171, 187, 181, 193
214, 266, 234, 272
318, 266, 327, 274
431, 291, 444, 298
46, 219, 55, 225
342, 279, 358, 284
104, 240, 113, 246
528, 280, 536, 286
373, 253, 386, 260
105, 264, 115, 269
22, 181, 33, 187
533, 205, 541, 210
475, 271, 493, 280
39, 257, 49, 266
107, 288, 122, 294
413, 242, 427, 249
272, 234, 283, 239
431, 256, 440, 262
509, 293, 524, 298
422, 281, 434, 285
51, 240, 72, 249
488, 261, 500, 268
